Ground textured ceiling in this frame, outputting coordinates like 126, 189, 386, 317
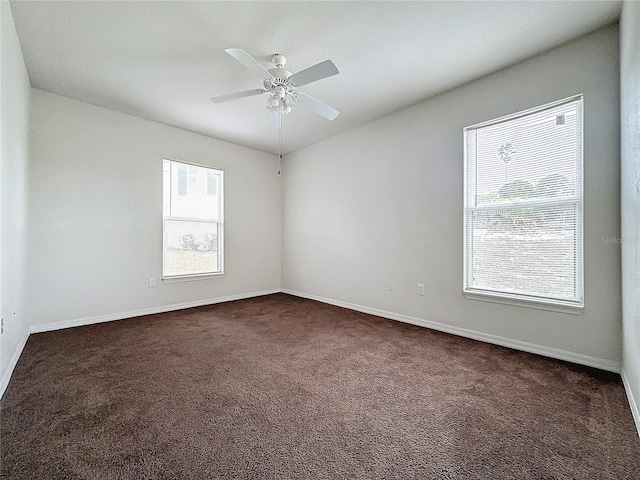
10, 1, 621, 155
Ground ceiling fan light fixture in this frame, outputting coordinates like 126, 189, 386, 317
269, 95, 280, 107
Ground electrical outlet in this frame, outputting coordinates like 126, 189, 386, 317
388, 281, 395, 291
417, 283, 425, 296
148, 278, 156, 288
295, 268, 300, 278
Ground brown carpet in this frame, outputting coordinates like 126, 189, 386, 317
1, 293, 639, 479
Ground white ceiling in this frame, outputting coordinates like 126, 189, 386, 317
10, 1, 621, 155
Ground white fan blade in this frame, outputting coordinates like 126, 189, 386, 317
225, 48, 273, 79
211, 88, 266, 104
290, 60, 339, 87
295, 92, 339, 120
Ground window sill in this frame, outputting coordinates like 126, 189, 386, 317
463, 289, 584, 315
162, 273, 224, 283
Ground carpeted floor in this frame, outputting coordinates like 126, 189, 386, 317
1, 293, 639, 479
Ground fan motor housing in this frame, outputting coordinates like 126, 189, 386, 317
265, 69, 293, 94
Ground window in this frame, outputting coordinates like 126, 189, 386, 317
463, 95, 583, 311
163, 159, 223, 280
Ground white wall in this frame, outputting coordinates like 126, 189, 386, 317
620, 0, 640, 433
0, 1, 31, 390
283, 25, 621, 370
27, 89, 281, 328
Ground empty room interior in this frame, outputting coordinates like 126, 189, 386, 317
1, 0, 640, 478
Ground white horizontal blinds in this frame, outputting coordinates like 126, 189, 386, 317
468, 205, 579, 300
163, 159, 223, 277
465, 97, 583, 303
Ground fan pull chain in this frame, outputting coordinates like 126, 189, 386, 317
279, 110, 283, 158
278, 110, 283, 175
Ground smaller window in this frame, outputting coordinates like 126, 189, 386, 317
163, 159, 224, 280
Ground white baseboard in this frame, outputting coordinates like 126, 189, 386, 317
282, 289, 621, 373
30, 289, 281, 334
621, 366, 640, 438
0, 329, 30, 400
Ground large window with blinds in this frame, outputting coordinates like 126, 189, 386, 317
163, 159, 224, 280
463, 95, 583, 310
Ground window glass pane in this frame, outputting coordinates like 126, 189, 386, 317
163, 220, 219, 277
169, 163, 219, 220
469, 204, 578, 299
471, 102, 580, 207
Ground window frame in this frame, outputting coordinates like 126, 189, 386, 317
162, 158, 224, 283
462, 95, 584, 314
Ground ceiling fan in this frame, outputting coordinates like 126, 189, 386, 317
211, 48, 340, 121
